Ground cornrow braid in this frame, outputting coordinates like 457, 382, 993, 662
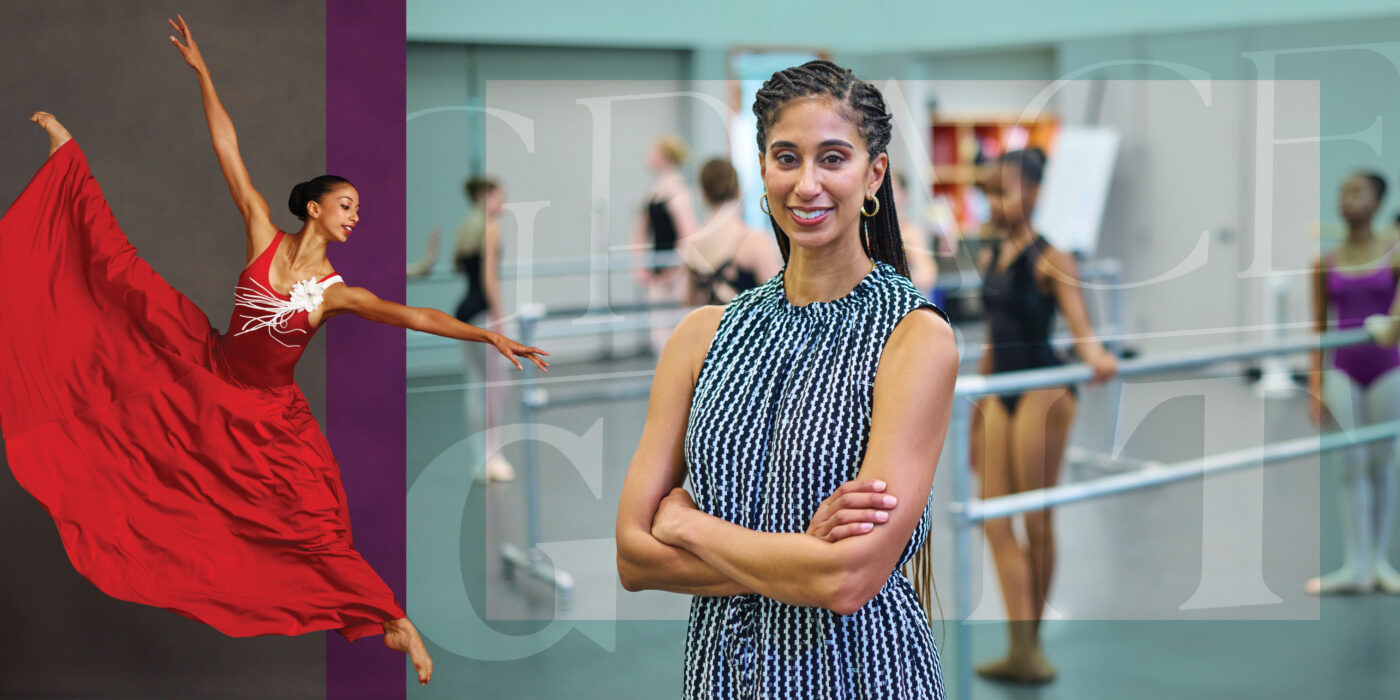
752, 60, 908, 279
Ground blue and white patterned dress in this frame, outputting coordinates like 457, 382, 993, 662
682, 261, 948, 699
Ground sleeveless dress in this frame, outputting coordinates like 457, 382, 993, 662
0, 140, 403, 640
683, 262, 948, 699
1326, 252, 1400, 388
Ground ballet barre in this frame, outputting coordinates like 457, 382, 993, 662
407, 257, 1125, 372
965, 422, 1398, 522
500, 302, 690, 604
407, 250, 689, 360
522, 381, 654, 410
409, 250, 685, 285
944, 327, 1376, 698
405, 251, 1120, 292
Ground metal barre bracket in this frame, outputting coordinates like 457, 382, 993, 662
500, 543, 575, 608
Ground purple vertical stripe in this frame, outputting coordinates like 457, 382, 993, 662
325, 1, 406, 699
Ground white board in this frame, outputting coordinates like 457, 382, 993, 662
1033, 126, 1120, 254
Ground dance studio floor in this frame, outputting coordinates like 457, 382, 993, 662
406, 337, 1400, 699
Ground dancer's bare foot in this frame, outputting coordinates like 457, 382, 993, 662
1305, 567, 1375, 596
481, 453, 520, 481
1373, 561, 1400, 595
975, 649, 1057, 684
29, 112, 71, 156
383, 617, 433, 686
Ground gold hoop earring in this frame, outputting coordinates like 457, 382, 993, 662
760, 192, 772, 216
861, 195, 879, 218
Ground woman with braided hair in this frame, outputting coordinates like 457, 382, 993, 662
617, 60, 956, 698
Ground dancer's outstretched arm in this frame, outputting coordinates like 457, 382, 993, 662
317, 284, 549, 371
167, 14, 277, 260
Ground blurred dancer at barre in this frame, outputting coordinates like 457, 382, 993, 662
453, 176, 516, 482
1312, 170, 1400, 596
681, 157, 782, 305
971, 147, 1116, 684
633, 134, 699, 352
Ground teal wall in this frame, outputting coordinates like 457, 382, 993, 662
409, 0, 1400, 53
404, 3, 1400, 349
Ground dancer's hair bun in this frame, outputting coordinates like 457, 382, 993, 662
288, 182, 310, 220
287, 175, 353, 221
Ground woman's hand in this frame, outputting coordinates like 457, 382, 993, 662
651, 487, 699, 547
806, 479, 899, 542
489, 333, 550, 372
1085, 348, 1118, 385
1366, 313, 1400, 347
167, 15, 208, 74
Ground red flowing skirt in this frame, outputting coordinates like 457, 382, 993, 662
0, 141, 403, 641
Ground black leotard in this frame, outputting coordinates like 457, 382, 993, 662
647, 197, 678, 275
980, 234, 1074, 412
690, 258, 762, 305
453, 252, 488, 323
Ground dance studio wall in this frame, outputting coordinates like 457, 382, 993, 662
854, 13, 1400, 354
1050, 17, 1400, 353
406, 0, 1400, 55
405, 43, 700, 370
0, 1, 326, 697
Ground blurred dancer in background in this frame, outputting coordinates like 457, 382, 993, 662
1311, 171, 1400, 596
972, 147, 1116, 684
633, 135, 698, 351
681, 158, 782, 305
454, 176, 517, 482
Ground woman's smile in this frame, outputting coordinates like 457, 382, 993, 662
789, 206, 832, 226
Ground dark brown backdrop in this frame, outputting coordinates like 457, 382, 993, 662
0, 2, 327, 697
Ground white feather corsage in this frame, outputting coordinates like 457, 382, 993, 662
289, 278, 325, 313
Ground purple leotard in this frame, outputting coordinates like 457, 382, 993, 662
1328, 253, 1400, 388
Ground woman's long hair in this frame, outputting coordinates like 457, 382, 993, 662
753, 60, 941, 634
